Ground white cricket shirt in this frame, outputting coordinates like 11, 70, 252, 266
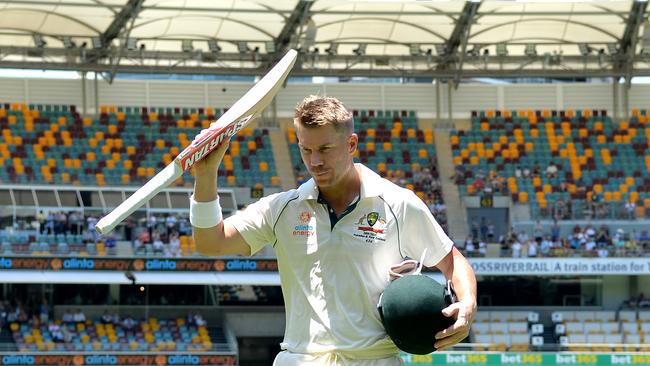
228, 163, 453, 358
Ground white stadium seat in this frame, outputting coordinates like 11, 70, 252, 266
508, 322, 528, 334
594, 311, 616, 322
490, 323, 508, 334
622, 322, 639, 334
575, 311, 596, 322
566, 321, 584, 334
472, 322, 489, 334
618, 310, 637, 322
584, 322, 601, 334
600, 322, 619, 334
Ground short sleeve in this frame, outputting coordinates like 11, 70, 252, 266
400, 191, 454, 267
226, 193, 284, 255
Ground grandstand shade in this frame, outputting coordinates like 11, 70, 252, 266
0, 0, 646, 78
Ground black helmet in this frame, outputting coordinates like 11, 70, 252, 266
378, 275, 456, 355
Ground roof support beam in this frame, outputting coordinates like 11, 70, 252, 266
271, 0, 314, 65
100, 0, 144, 49
618, 1, 647, 88
437, 1, 481, 84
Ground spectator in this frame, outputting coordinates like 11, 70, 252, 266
486, 221, 495, 242
511, 240, 522, 258
515, 167, 522, 179
122, 315, 135, 330
168, 231, 181, 257
100, 310, 112, 324
527, 240, 538, 258
533, 220, 543, 242
194, 313, 206, 327
597, 247, 609, 258
73, 309, 86, 323
465, 237, 476, 257
39, 299, 49, 323
551, 221, 560, 242
596, 225, 611, 247
165, 214, 177, 236
540, 236, 553, 256
62, 310, 73, 323
532, 164, 541, 178
152, 232, 164, 254
470, 219, 479, 239
477, 240, 487, 257
545, 161, 558, 179
625, 199, 636, 220
479, 217, 488, 242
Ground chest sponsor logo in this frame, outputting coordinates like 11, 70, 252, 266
294, 211, 315, 237
354, 212, 387, 243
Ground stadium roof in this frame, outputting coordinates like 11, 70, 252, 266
0, 0, 649, 79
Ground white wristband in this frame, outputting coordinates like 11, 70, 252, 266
190, 195, 223, 228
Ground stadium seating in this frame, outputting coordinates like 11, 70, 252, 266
451, 109, 650, 220
0, 103, 280, 188
11, 317, 217, 352
0, 232, 110, 256
470, 311, 534, 352
552, 310, 650, 352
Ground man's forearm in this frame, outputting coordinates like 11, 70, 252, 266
194, 173, 218, 202
450, 249, 477, 306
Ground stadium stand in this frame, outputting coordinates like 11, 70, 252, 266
0, 103, 280, 188
10, 316, 221, 353
450, 109, 650, 221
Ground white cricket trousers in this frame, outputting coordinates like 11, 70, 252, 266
272, 351, 405, 366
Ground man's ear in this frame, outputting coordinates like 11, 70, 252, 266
349, 133, 358, 153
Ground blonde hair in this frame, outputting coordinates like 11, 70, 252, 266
293, 95, 354, 135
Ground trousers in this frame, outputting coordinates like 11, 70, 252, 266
272, 351, 405, 366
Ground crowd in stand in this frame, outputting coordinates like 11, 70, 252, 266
454, 164, 641, 221
460, 221, 650, 258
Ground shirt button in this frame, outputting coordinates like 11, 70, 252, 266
329, 209, 333, 213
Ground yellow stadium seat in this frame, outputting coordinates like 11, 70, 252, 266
247, 141, 256, 150
121, 174, 129, 184
137, 167, 146, 177
227, 176, 236, 185
127, 146, 136, 155
146, 167, 155, 176
87, 152, 95, 161
259, 162, 269, 171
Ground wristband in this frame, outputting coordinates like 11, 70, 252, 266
190, 195, 223, 228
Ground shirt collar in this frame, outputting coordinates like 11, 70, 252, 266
297, 163, 383, 201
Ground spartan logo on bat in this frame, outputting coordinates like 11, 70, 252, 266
181, 114, 255, 170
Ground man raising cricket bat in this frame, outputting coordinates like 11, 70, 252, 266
192, 95, 477, 365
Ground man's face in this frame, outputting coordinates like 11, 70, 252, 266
296, 122, 357, 188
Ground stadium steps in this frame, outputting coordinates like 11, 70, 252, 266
434, 129, 469, 240
269, 126, 296, 191
543, 325, 556, 346
0, 327, 17, 352
207, 327, 235, 353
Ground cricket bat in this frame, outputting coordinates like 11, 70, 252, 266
95, 49, 298, 234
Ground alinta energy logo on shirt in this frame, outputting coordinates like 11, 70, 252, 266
354, 211, 387, 243
293, 211, 315, 237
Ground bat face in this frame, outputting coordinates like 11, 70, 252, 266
175, 49, 298, 173
178, 114, 253, 171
